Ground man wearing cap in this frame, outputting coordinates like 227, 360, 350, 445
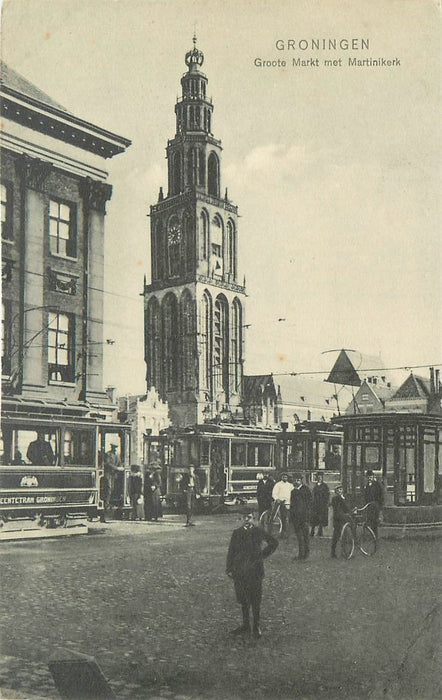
290, 476, 312, 560
364, 470, 383, 539
226, 512, 278, 639
271, 473, 294, 538
102, 443, 124, 512
331, 485, 352, 558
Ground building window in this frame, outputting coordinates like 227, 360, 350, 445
214, 295, 228, 395
226, 220, 236, 277
1, 182, 13, 241
49, 200, 76, 257
230, 298, 242, 394
211, 216, 223, 277
167, 217, 182, 277
200, 210, 209, 260
181, 291, 194, 390
1, 300, 11, 376
208, 152, 220, 197
200, 291, 212, 392
48, 312, 75, 383
146, 297, 161, 390
162, 294, 178, 392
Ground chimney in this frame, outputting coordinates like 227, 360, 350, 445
430, 367, 435, 393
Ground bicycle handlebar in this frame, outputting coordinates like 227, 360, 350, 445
354, 502, 376, 513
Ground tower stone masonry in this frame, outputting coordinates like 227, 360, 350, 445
144, 38, 246, 427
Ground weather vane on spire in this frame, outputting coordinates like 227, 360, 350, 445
185, 28, 204, 69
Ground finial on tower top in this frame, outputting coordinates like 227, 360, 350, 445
185, 33, 204, 70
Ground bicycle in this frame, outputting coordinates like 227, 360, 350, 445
259, 499, 283, 536
339, 502, 377, 559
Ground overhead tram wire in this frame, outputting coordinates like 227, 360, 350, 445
269, 363, 442, 377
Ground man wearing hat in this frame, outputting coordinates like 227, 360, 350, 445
102, 443, 124, 512
331, 485, 353, 558
271, 472, 294, 538
290, 476, 312, 560
181, 464, 201, 527
226, 512, 278, 639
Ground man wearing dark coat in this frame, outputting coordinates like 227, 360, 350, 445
364, 470, 384, 539
331, 485, 352, 558
290, 477, 312, 560
310, 473, 330, 537
226, 512, 278, 639
256, 474, 275, 516
26, 432, 55, 466
181, 464, 201, 527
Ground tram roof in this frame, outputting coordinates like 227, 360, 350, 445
159, 422, 281, 439
332, 412, 442, 427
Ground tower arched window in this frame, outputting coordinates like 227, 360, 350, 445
146, 297, 161, 390
226, 220, 236, 278
181, 290, 195, 390
152, 221, 164, 280
162, 293, 179, 392
167, 216, 182, 277
208, 152, 219, 197
187, 148, 197, 186
198, 149, 205, 186
211, 215, 223, 277
173, 153, 181, 195
230, 298, 242, 394
183, 211, 193, 273
200, 291, 212, 393
214, 295, 228, 396
200, 210, 209, 261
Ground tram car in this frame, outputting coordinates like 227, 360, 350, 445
144, 423, 280, 509
0, 403, 131, 533
276, 421, 343, 490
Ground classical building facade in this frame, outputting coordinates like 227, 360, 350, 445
144, 40, 246, 427
1, 62, 130, 415
118, 389, 170, 466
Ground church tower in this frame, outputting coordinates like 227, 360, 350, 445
144, 38, 246, 427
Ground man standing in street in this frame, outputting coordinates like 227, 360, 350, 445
102, 443, 124, 513
226, 512, 278, 639
181, 464, 200, 527
290, 476, 312, 560
331, 485, 352, 558
271, 472, 294, 538
257, 473, 275, 517
364, 469, 383, 539
311, 473, 330, 537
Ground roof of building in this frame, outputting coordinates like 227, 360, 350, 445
1, 62, 69, 113
275, 374, 344, 410
390, 373, 431, 401
243, 375, 275, 400
326, 349, 386, 387
1, 60, 131, 158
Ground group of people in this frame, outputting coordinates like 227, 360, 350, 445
226, 469, 384, 639
256, 469, 383, 560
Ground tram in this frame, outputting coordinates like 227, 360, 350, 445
0, 403, 131, 533
276, 421, 343, 489
144, 423, 280, 508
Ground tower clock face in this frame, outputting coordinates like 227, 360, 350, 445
168, 222, 182, 244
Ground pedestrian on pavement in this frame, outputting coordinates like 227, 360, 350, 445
271, 473, 294, 538
257, 473, 275, 516
290, 476, 312, 560
151, 468, 163, 521
143, 467, 154, 521
128, 465, 143, 520
102, 443, 124, 512
226, 511, 278, 639
311, 473, 330, 537
331, 485, 352, 558
364, 469, 384, 539
181, 464, 201, 527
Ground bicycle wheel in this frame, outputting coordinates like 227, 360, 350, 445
359, 523, 377, 556
259, 509, 282, 536
339, 522, 355, 559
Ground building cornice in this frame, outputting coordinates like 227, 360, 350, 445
150, 190, 238, 216
1, 89, 131, 159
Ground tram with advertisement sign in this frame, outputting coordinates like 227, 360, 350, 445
144, 423, 280, 509
144, 421, 344, 510
276, 421, 343, 490
0, 403, 131, 535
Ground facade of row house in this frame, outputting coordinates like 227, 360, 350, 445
1, 62, 130, 415
118, 389, 170, 466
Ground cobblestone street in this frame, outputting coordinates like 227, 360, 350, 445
1, 515, 441, 699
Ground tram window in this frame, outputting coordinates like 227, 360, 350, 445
201, 440, 210, 464
231, 443, 245, 466
365, 446, 380, 464
423, 442, 435, 494
258, 444, 271, 467
63, 430, 94, 466
9, 430, 58, 466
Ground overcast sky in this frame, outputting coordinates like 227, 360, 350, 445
2, 0, 440, 395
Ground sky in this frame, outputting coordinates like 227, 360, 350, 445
2, 0, 441, 395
